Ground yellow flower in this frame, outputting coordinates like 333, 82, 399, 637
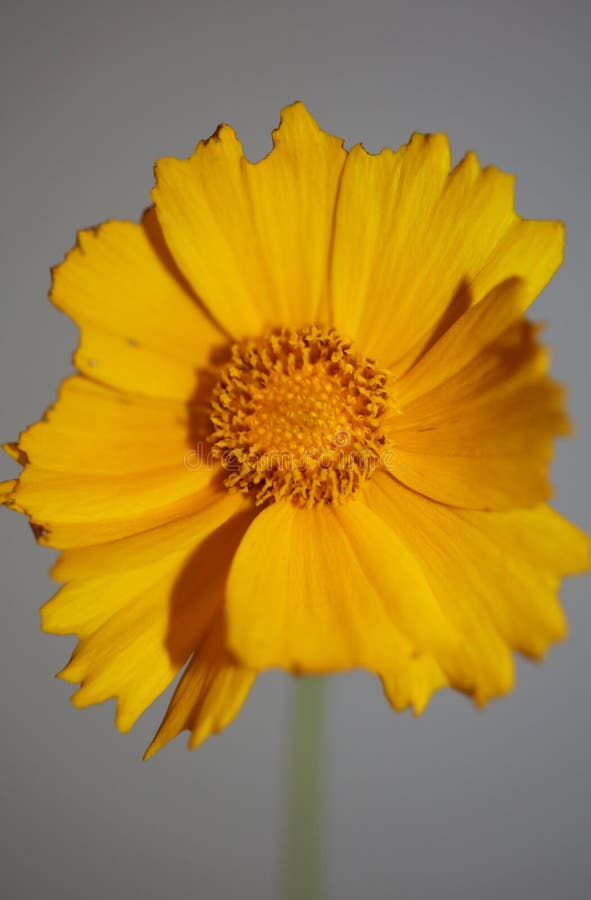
1, 102, 588, 757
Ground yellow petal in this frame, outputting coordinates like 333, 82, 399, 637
331, 134, 451, 350
16, 376, 198, 475
330, 140, 563, 364
60, 562, 216, 732
52, 208, 225, 400
366, 472, 589, 681
393, 278, 530, 406
46, 506, 256, 636
225, 497, 478, 681
455, 503, 590, 578
43, 567, 166, 640
366, 473, 515, 704
245, 102, 346, 326
51, 506, 254, 733
154, 102, 346, 336
0, 479, 15, 502
6, 369, 225, 549
381, 655, 448, 715
226, 500, 410, 672
11, 462, 221, 548
52, 491, 250, 576
387, 448, 555, 511
144, 617, 256, 758
470, 218, 564, 313
7, 375, 228, 549
387, 313, 569, 509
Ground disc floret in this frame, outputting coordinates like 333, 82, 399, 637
210, 327, 389, 506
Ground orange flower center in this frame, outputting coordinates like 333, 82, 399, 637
209, 327, 389, 506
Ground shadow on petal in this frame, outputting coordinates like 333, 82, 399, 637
163, 505, 257, 669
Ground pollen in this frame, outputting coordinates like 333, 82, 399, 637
209, 327, 390, 506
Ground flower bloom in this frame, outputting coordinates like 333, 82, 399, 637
1, 103, 588, 757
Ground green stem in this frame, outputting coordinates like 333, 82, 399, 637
284, 676, 326, 900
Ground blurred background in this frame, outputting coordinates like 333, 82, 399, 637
1, 1, 590, 898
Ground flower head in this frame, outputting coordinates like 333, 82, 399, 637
1, 102, 588, 756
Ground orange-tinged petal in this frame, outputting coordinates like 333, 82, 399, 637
365, 472, 589, 673
0, 480, 15, 502
144, 616, 256, 758
154, 102, 346, 336
50, 507, 255, 733
52, 208, 225, 400
330, 140, 564, 365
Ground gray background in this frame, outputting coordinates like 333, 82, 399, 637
1, 1, 590, 898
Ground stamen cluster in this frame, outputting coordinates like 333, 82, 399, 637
209, 327, 389, 506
